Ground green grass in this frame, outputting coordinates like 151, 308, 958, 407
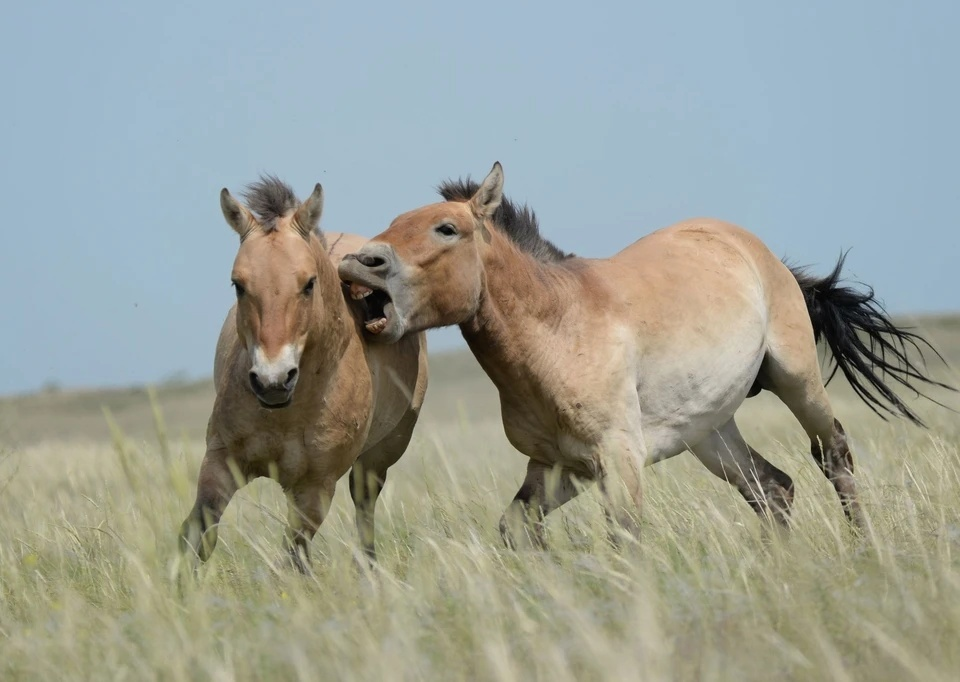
1, 315, 960, 680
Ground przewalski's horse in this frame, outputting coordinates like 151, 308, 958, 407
179, 176, 428, 570
339, 162, 952, 547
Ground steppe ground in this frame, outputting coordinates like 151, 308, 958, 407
2, 315, 960, 681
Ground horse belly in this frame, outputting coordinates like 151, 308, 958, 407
638, 335, 765, 462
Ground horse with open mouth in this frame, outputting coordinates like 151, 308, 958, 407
339, 161, 954, 548
179, 175, 428, 570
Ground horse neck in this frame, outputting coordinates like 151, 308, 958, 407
459, 230, 581, 389
298, 235, 355, 382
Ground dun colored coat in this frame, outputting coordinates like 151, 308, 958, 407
339, 162, 951, 546
180, 176, 427, 569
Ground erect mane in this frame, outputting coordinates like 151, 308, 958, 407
436, 178, 573, 263
241, 174, 327, 247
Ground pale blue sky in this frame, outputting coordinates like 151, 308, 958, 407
1, 1, 957, 396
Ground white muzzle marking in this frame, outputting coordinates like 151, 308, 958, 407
250, 343, 302, 387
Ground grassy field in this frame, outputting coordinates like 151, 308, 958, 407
2, 315, 960, 681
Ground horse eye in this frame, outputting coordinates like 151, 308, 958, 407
232, 281, 246, 298
435, 223, 457, 237
303, 277, 317, 295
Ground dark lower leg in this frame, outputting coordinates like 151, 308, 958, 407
811, 419, 863, 528
179, 501, 227, 563
691, 422, 795, 528
499, 479, 549, 550
285, 483, 332, 573
179, 453, 242, 564
499, 462, 583, 550
737, 449, 795, 527
350, 464, 386, 562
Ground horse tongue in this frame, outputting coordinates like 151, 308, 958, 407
365, 318, 387, 334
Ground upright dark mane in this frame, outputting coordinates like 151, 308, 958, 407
241, 174, 326, 245
437, 178, 573, 262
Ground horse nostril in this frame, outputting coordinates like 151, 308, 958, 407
249, 372, 265, 395
285, 368, 299, 387
358, 254, 386, 269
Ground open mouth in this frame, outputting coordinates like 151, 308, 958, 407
345, 282, 393, 335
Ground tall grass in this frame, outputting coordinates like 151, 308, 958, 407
1, 389, 959, 681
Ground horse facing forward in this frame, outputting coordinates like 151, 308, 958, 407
339, 161, 953, 546
179, 176, 427, 570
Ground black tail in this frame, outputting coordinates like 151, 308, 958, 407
789, 252, 955, 428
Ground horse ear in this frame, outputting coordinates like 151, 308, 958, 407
294, 183, 324, 238
220, 189, 257, 240
470, 161, 503, 219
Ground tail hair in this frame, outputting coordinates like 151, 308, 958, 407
789, 251, 955, 428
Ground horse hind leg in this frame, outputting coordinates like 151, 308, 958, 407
764, 350, 864, 529
690, 418, 795, 527
811, 418, 861, 527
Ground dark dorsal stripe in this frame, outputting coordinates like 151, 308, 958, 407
437, 178, 573, 263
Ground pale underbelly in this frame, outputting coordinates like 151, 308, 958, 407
638, 357, 763, 463
499, 333, 765, 474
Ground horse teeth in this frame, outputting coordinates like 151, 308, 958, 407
350, 284, 373, 300
365, 318, 387, 334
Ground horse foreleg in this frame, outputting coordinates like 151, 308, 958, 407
179, 449, 244, 567
284, 479, 335, 573
499, 460, 587, 550
597, 427, 647, 547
